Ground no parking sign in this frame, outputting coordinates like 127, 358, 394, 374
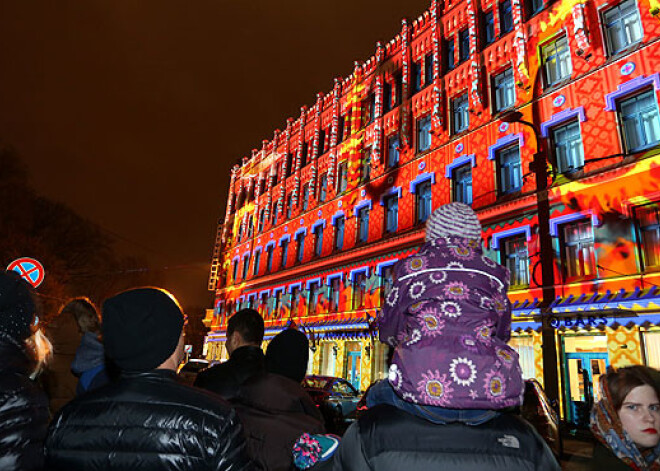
7, 257, 45, 288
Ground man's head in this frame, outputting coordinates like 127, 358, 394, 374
266, 329, 309, 383
61, 297, 101, 335
0, 270, 36, 344
102, 287, 185, 372
226, 308, 264, 355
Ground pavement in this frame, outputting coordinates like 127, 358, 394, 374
559, 429, 595, 470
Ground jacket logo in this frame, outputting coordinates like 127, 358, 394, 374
497, 434, 520, 449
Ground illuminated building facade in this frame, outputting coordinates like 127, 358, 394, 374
205, 0, 660, 423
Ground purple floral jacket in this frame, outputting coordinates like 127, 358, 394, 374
378, 236, 524, 409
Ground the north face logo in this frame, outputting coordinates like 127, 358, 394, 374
497, 434, 520, 449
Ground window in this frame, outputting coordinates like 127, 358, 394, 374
285, 153, 294, 178
501, 234, 529, 286
286, 194, 293, 219
280, 239, 289, 269
500, 0, 513, 34
361, 150, 371, 182
384, 81, 393, 114
603, 0, 643, 56
483, 11, 495, 46
416, 180, 433, 224
525, 0, 544, 18
319, 173, 328, 202
417, 115, 432, 153
561, 219, 596, 279
493, 68, 515, 112
357, 206, 370, 243
232, 260, 239, 282
272, 164, 280, 185
387, 134, 400, 168
272, 203, 279, 226
445, 37, 455, 71
334, 216, 345, 250
453, 164, 473, 204
258, 178, 266, 197
497, 145, 522, 194
300, 142, 309, 168
260, 292, 268, 313
619, 89, 660, 153
459, 29, 470, 63
302, 183, 310, 211
274, 290, 283, 315
314, 225, 324, 257
290, 286, 300, 316
340, 113, 351, 141
424, 53, 434, 86
364, 93, 376, 124
253, 250, 261, 276
295, 232, 305, 263
258, 209, 266, 233
247, 216, 254, 238
318, 129, 327, 155
542, 36, 572, 87
337, 161, 348, 193
635, 204, 660, 270
308, 282, 320, 315
412, 60, 422, 94
451, 94, 470, 134
237, 222, 244, 242
266, 246, 274, 273
384, 195, 399, 233
552, 121, 585, 173
395, 71, 403, 106
380, 266, 394, 306
329, 277, 341, 311
352, 272, 367, 310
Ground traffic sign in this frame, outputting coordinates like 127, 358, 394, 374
7, 257, 45, 288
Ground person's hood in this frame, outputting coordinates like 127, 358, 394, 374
237, 372, 321, 419
71, 332, 105, 374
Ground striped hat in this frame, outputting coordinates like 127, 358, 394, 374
425, 202, 482, 241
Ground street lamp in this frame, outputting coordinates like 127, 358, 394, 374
501, 110, 560, 409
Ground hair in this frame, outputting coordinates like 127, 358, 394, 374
606, 365, 660, 411
227, 308, 264, 345
61, 297, 101, 334
26, 328, 53, 380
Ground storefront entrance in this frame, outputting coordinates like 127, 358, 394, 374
562, 335, 608, 427
345, 342, 362, 390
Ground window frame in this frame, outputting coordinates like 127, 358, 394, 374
602, 0, 643, 56
451, 93, 470, 135
416, 180, 433, 224
453, 163, 473, 204
634, 203, 660, 272
541, 36, 572, 88
496, 144, 523, 195
500, 234, 530, 287
560, 218, 597, 281
493, 67, 516, 113
617, 88, 660, 153
384, 194, 399, 234
551, 120, 585, 173
417, 115, 433, 153
357, 206, 370, 244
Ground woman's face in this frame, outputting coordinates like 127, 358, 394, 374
619, 385, 660, 449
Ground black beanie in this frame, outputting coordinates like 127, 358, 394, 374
102, 288, 184, 372
266, 329, 309, 383
0, 271, 36, 343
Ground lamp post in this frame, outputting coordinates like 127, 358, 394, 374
501, 110, 560, 409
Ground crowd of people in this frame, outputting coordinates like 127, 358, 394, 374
1, 203, 660, 470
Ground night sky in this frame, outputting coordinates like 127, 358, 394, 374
0, 0, 431, 307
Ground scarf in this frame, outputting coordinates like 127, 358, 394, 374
590, 375, 660, 470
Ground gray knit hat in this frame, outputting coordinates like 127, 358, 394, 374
425, 202, 482, 241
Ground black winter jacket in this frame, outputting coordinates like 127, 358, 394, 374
45, 369, 253, 471
195, 345, 265, 400
333, 404, 561, 471
234, 372, 325, 471
0, 334, 50, 471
